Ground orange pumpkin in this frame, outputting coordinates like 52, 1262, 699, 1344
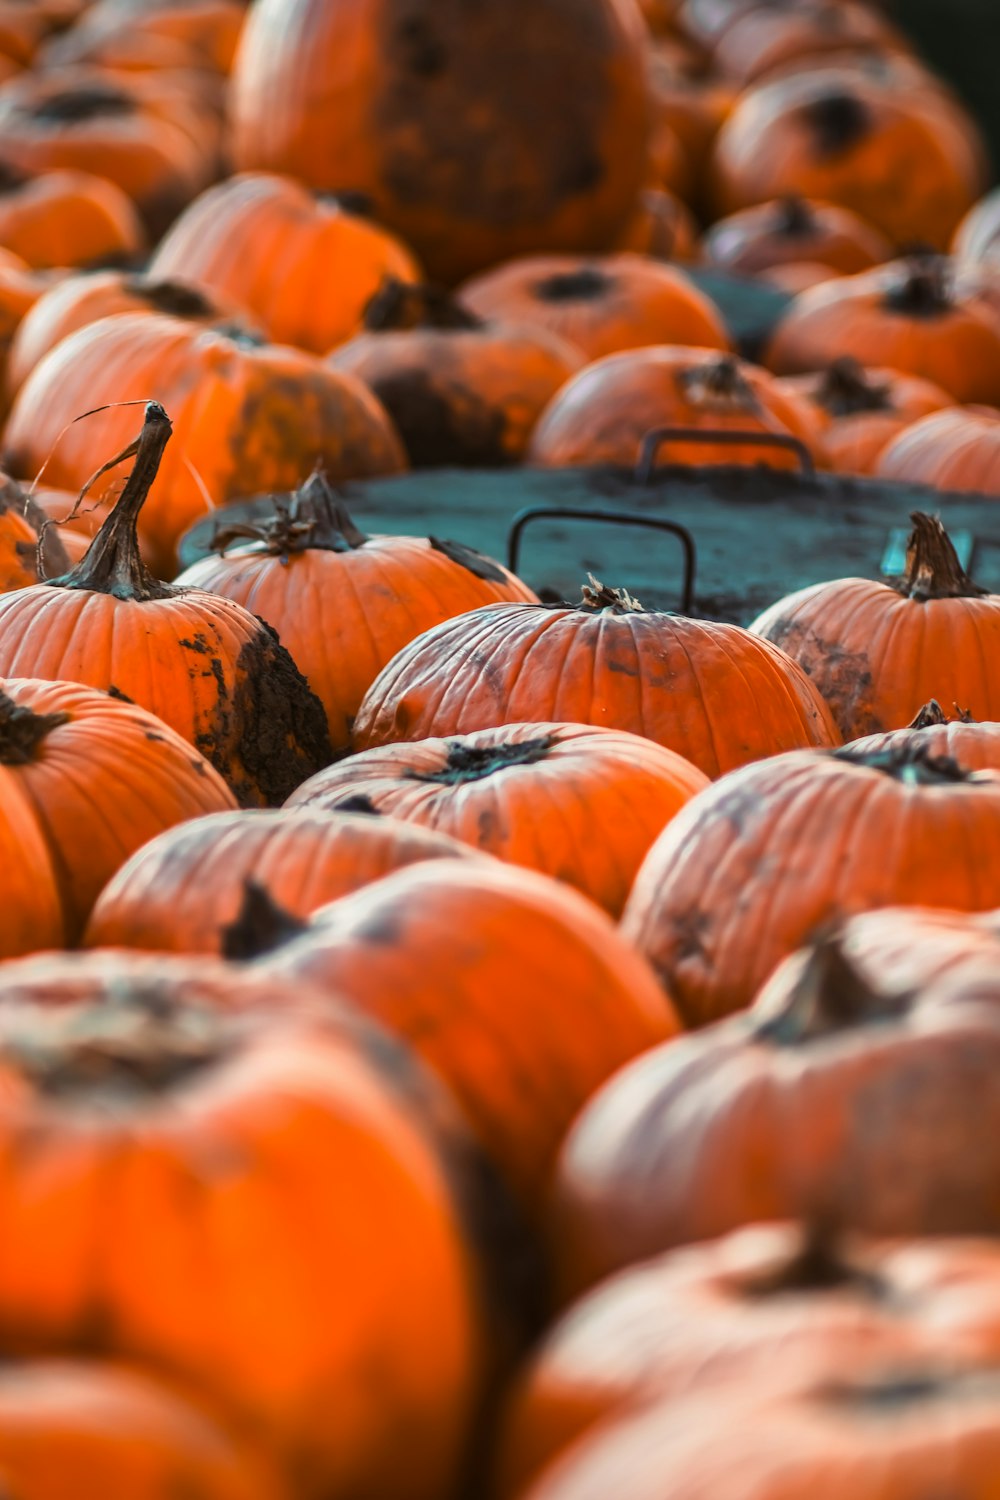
230, 0, 652, 284
176, 479, 536, 751
710, 70, 985, 250
849, 700, 1000, 773
352, 578, 838, 778
875, 405, 1000, 496
459, 253, 728, 364
0, 404, 331, 806
750, 512, 1000, 739
3, 311, 406, 577
0, 973, 483, 1499
85, 806, 481, 955
257, 859, 677, 1209
701, 196, 892, 277
528, 346, 821, 470
0, 752, 61, 957
613, 185, 699, 261
765, 256, 1000, 406
711, 0, 907, 88
776, 359, 954, 474
0, 166, 145, 268
0, 468, 70, 589
41, 0, 247, 75
287, 722, 709, 917
329, 279, 583, 467
149, 172, 423, 355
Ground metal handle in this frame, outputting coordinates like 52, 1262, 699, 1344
635, 425, 816, 485
507, 505, 696, 615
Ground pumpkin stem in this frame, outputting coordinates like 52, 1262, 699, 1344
221, 879, 308, 962
210, 472, 370, 560
884, 256, 953, 318
896, 512, 986, 603
31, 85, 134, 123
406, 735, 554, 785
742, 1218, 882, 1297
755, 934, 905, 1046
333, 793, 382, 815
907, 700, 950, 729
0, 690, 69, 764
834, 739, 976, 785
533, 267, 610, 303
804, 89, 872, 156
816, 357, 891, 416
124, 278, 221, 321
48, 401, 176, 602
577, 574, 645, 614
679, 354, 759, 411
774, 196, 817, 238
363, 277, 482, 331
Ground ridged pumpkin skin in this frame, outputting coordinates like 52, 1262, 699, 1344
0, 977, 482, 1500
230, 0, 652, 284
528, 347, 821, 470
3, 312, 406, 578
701, 196, 892, 277
176, 479, 538, 750
149, 173, 423, 355
0, 763, 62, 956
750, 513, 1000, 739
0, 405, 331, 807
458, 254, 729, 364
776, 359, 953, 475
875, 406, 1000, 496
0, 1360, 289, 1499
500, 1223, 1000, 1495
621, 742, 1000, 1027
85, 807, 480, 955
765, 257, 1000, 406
552, 932, 1000, 1293
258, 859, 678, 1210
0, 167, 146, 268
288, 723, 709, 917
352, 584, 839, 780
849, 702, 1000, 773
0, 677, 237, 941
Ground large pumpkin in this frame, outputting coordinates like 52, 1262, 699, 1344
621, 739, 1000, 1026
750, 512, 1000, 738
175, 477, 537, 752
875, 406, 1000, 496
229, 0, 652, 284
352, 579, 838, 779
0, 403, 331, 806
287, 722, 709, 916
2, 310, 406, 576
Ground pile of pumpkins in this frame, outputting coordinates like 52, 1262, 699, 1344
0, 0, 997, 1495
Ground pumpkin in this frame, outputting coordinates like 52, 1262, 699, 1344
7, 270, 255, 397
0, 403, 331, 806
352, 578, 838, 776
0, 1358, 289, 1499
458, 253, 729, 364
709, 70, 985, 250
701, 196, 892, 278
287, 723, 709, 917
953, 186, 1000, 266
710, 0, 907, 88
86, 806, 480, 955
500, 1222, 1000, 1495
230, 0, 652, 284
765, 256, 1000, 405
0, 468, 70, 589
875, 406, 1000, 496
148, 172, 423, 355
776, 358, 954, 474
0, 67, 214, 236
0, 166, 145, 268
174, 477, 536, 752
552, 930, 1000, 1294
849, 699, 1000, 773
328, 279, 583, 468
758, 261, 844, 295
255, 858, 677, 1210
750, 512, 1000, 738
613, 186, 699, 261
0, 755, 61, 957
646, 56, 734, 218
528, 346, 821, 470
0, 675, 237, 941
0, 971, 484, 1499
2, 311, 406, 577
621, 737, 1000, 1027
40, 0, 247, 75
0, 252, 52, 403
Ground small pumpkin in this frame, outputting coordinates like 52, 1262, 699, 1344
174, 478, 537, 751
750, 512, 1000, 738
0, 468, 70, 589
85, 806, 480, 955
875, 405, 1000, 496
776, 358, 954, 474
849, 699, 1000, 773
528, 346, 821, 470
765, 256, 1000, 405
287, 722, 709, 917
149, 172, 423, 355
458, 253, 729, 364
701, 196, 892, 278
622, 738, 1000, 1026
255, 858, 678, 1210
0, 404, 331, 807
328, 279, 583, 468
0, 166, 145, 268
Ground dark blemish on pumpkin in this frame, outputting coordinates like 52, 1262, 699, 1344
207, 657, 228, 700
366, 367, 511, 468
606, 657, 639, 677
106, 685, 134, 704
179, 634, 211, 656
397, 15, 449, 77
223, 623, 331, 807
759, 618, 875, 737
144, 731, 166, 743
220, 879, 307, 961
